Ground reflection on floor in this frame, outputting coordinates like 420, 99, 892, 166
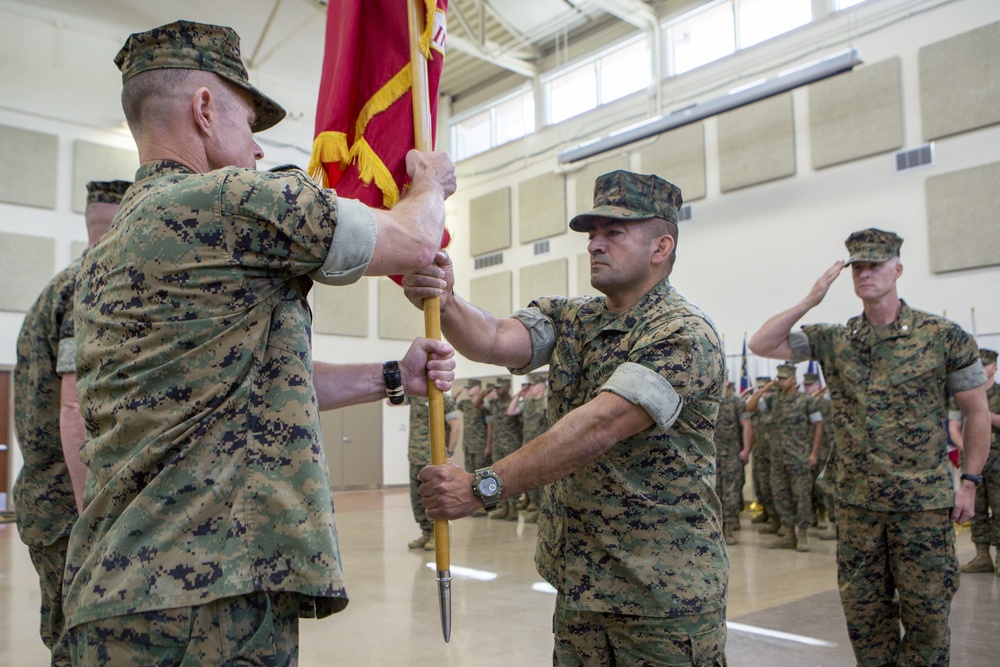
1, 488, 997, 665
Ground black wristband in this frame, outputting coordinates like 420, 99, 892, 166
383, 361, 404, 405
960, 473, 983, 487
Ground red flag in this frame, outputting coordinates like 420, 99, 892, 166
309, 0, 449, 210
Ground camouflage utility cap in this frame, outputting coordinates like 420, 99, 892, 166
981, 348, 998, 366
496, 377, 511, 388
86, 180, 132, 205
803, 372, 821, 385
844, 228, 903, 266
569, 170, 683, 232
115, 20, 286, 132
776, 363, 797, 379
529, 373, 546, 385
755, 376, 771, 386
465, 378, 482, 388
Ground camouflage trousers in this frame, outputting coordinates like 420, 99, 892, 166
836, 504, 957, 667
67, 592, 300, 666
463, 440, 489, 475
769, 457, 813, 529
26, 537, 71, 666
715, 455, 743, 526
751, 446, 774, 516
410, 461, 433, 533
811, 460, 836, 521
969, 447, 999, 545
552, 597, 727, 666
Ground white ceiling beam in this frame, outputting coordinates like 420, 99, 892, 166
448, 34, 539, 78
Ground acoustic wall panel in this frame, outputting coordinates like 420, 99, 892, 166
314, 278, 369, 337
718, 94, 796, 193
0, 125, 58, 209
576, 253, 600, 297
919, 21, 1000, 141
573, 154, 629, 215
71, 241, 88, 260
470, 271, 511, 318
926, 161, 1000, 274
0, 233, 56, 312
520, 259, 567, 306
518, 173, 567, 243
378, 278, 424, 340
810, 58, 903, 169
637, 123, 707, 202
71, 141, 139, 213
469, 187, 511, 256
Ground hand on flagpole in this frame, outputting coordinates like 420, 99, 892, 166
402, 250, 455, 312
405, 149, 457, 199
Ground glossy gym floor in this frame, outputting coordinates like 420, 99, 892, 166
2, 488, 996, 665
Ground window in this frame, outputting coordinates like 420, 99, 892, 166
665, 0, 813, 74
833, 0, 868, 9
738, 0, 812, 48
668, 2, 736, 75
547, 63, 598, 124
546, 38, 651, 125
451, 110, 491, 162
599, 40, 651, 104
450, 89, 536, 162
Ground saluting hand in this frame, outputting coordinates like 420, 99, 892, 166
805, 261, 845, 308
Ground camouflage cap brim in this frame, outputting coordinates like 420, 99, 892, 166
844, 250, 896, 266
569, 207, 659, 233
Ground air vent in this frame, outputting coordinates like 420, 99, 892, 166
678, 204, 693, 222
533, 240, 550, 255
894, 145, 934, 173
474, 252, 504, 270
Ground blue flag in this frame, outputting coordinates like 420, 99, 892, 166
740, 335, 752, 395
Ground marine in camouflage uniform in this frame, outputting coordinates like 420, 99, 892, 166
714, 383, 745, 544
456, 379, 489, 474
11, 180, 128, 666
487, 378, 522, 519
804, 373, 838, 538
752, 364, 823, 551
63, 20, 455, 665
406, 395, 460, 548
956, 348, 1000, 573
509, 373, 549, 522
745, 378, 780, 533
751, 228, 990, 667
409, 170, 729, 665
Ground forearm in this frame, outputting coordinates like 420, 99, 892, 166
366, 190, 444, 276
948, 420, 964, 450
60, 374, 87, 514
492, 392, 653, 497
961, 412, 991, 475
749, 303, 812, 359
439, 293, 532, 368
314, 362, 385, 411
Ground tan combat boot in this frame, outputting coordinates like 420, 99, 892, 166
960, 543, 995, 573
817, 524, 837, 541
490, 503, 509, 520
506, 501, 520, 521
796, 526, 810, 552
768, 529, 797, 549
758, 516, 780, 535
724, 525, 739, 546
408, 530, 432, 550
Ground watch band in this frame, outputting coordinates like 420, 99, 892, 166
960, 473, 983, 487
382, 360, 404, 405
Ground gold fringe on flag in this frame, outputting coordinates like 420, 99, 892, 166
308, 131, 350, 187
348, 136, 400, 209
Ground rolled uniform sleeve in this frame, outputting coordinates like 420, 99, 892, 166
948, 359, 986, 394
601, 361, 682, 436
508, 307, 556, 374
310, 197, 377, 286
788, 330, 812, 363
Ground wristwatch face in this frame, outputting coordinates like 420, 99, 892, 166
476, 476, 499, 497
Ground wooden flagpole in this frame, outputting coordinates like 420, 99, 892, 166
407, 0, 451, 643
